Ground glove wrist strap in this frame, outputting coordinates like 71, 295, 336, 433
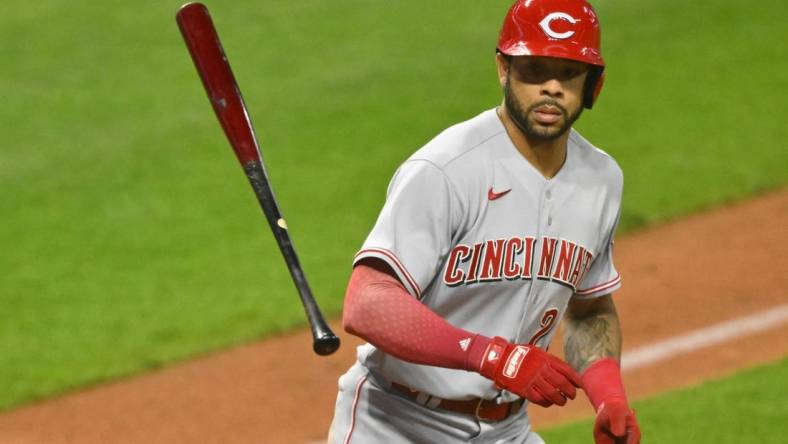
477, 336, 509, 377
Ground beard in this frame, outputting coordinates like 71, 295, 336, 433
504, 78, 583, 141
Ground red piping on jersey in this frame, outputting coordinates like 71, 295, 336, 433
575, 273, 621, 296
343, 374, 368, 444
354, 248, 422, 298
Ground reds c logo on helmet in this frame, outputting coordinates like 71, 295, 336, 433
497, 0, 606, 109
538, 12, 578, 40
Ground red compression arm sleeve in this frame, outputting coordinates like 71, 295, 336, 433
343, 261, 490, 371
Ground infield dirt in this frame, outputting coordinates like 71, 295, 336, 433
1, 190, 786, 444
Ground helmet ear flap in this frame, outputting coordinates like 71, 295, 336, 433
583, 67, 605, 109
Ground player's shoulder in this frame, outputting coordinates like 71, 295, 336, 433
408, 108, 505, 170
568, 129, 623, 187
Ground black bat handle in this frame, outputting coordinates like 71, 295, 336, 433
243, 160, 340, 356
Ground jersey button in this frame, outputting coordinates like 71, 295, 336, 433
546, 190, 552, 200
548, 216, 553, 226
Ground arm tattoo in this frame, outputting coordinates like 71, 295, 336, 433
563, 306, 622, 373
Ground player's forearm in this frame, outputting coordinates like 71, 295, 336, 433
562, 295, 622, 373
343, 262, 490, 371
564, 294, 632, 416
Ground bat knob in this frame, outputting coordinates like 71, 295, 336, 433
313, 334, 341, 356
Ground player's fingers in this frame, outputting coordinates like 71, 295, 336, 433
593, 415, 615, 444
625, 412, 641, 444
533, 376, 567, 406
525, 387, 553, 408
542, 366, 577, 399
609, 407, 627, 437
547, 356, 582, 387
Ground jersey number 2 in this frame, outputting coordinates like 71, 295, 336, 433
528, 308, 559, 346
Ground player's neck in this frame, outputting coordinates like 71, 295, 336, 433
497, 106, 568, 180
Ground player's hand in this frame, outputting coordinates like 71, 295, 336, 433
477, 336, 581, 407
593, 397, 641, 444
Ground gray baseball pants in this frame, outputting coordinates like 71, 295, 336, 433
328, 362, 545, 444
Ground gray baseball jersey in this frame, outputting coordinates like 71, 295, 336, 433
353, 108, 622, 401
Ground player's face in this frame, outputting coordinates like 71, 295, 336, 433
497, 55, 589, 141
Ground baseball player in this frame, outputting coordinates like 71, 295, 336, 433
328, 1, 641, 443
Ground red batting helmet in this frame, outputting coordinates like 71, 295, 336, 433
498, 0, 606, 109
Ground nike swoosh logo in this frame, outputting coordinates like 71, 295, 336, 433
488, 187, 512, 201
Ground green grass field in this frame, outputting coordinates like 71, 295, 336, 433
1, 0, 786, 412
541, 359, 788, 443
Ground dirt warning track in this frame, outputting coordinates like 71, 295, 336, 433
1, 190, 786, 444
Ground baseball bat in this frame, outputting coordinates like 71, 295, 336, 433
176, 2, 340, 356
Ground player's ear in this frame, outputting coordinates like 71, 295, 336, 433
495, 52, 510, 89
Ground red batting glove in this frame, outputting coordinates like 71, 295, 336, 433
477, 336, 581, 407
594, 398, 640, 444
582, 358, 641, 444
